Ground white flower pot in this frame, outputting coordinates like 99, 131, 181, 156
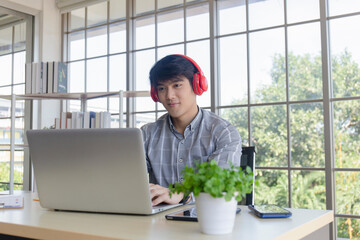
195, 192, 238, 235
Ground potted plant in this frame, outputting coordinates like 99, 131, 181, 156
169, 160, 254, 235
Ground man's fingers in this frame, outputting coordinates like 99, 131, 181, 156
148, 184, 184, 206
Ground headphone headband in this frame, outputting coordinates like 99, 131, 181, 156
174, 54, 204, 77
150, 54, 208, 102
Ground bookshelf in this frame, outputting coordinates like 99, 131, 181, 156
0, 90, 150, 195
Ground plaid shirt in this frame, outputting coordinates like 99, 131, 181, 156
140, 108, 242, 188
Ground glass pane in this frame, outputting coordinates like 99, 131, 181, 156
14, 22, 26, 52
330, 15, 360, 98
69, 31, 85, 61
14, 150, 24, 189
158, 0, 183, 10
135, 49, 155, 111
291, 170, 326, 209
0, 55, 12, 86
248, 0, 284, 30
186, 3, 209, 41
0, 119, 11, 144
69, 100, 81, 112
109, 0, 126, 21
0, 27, 12, 55
251, 105, 287, 167
219, 35, 247, 106
333, 100, 360, 168
15, 118, 24, 144
249, 28, 285, 103
0, 161, 10, 191
158, 9, 184, 46
288, 23, 322, 101
13, 52, 26, 84
70, 8, 85, 31
157, 44, 184, 59
87, 98, 107, 112
187, 40, 210, 108
255, 170, 288, 207
0, 99, 10, 118
290, 103, 324, 168
87, 2, 107, 27
87, 26, 107, 58
0, 150, 7, 163
135, 112, 156, 128
337, 217, 360, 240
109, 22, 126, 54
87, 57, 107, 92
135, 16, 155, 50
336, 172, 360, 215
13, 85, 24, 95
329, 0, 360, 17
0, 86, 11, 95
109, 54, 126, 91
218, 0, 246, 36
69, 61, 85, 93
286, 0, 320, 24
220, 107, 249, 146
15, 101, 25, 117
109, 98, 127, 114
136, 0, 154, 15
110, 113, 123, 128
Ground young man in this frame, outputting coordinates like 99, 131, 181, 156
141, 54, 242, 206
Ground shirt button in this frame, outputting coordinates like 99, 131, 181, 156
178, 158, 183, 163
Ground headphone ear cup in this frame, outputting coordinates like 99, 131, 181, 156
192, 73, 203, 95
199, 75, 208, 93
150, 86, 159, 102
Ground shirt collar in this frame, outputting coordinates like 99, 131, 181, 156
167, 106, 203, 134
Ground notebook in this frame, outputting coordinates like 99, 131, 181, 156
26, 128, 182, 215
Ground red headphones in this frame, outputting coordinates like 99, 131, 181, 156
150, 54, 208, 102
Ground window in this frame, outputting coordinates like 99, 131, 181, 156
0, 7, 32, 192
63, 1, 360, 238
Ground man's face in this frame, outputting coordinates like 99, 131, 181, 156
156, 76, 197, 120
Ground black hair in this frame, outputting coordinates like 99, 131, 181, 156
149, 55, 197, 88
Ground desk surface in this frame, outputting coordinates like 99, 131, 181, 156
0, 192, 333, 240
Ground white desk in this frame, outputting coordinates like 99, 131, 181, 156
0, 192, 333, 240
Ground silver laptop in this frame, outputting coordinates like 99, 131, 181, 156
26, 128, 181, 215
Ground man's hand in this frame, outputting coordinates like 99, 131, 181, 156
149, 183, 184, 206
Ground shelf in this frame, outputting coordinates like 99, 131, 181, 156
0, 90, 150, 101
0, 90, 150, 195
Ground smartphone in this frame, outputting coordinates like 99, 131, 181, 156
248, 205, 292, 218
165, 207, 241, 222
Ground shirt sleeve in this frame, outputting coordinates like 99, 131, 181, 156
208, 124, 242, 168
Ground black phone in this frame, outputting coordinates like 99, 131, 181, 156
165, 207, 241, 222
248, 205, 292, 218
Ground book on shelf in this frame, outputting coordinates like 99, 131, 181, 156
25, 61, 68, 94
58, 62, 68, 93
89, 111, 96, 128
47, 61, 54, 93
54, 118, 60, 129
54, 111, 111, 129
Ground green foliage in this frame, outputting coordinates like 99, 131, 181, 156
221, 50, 360, 238
169, 160, 255, 202
0, 162, 23, 191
